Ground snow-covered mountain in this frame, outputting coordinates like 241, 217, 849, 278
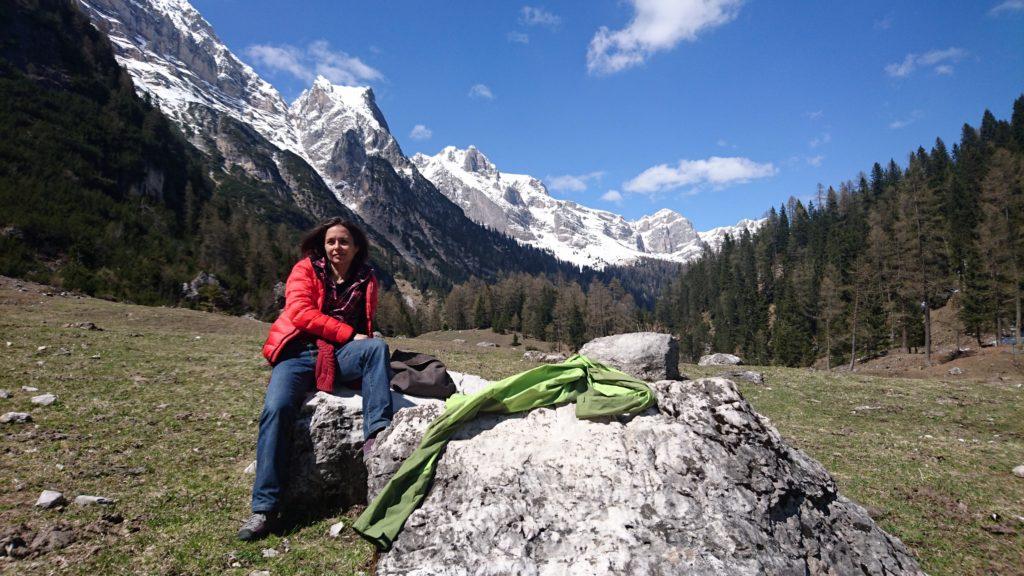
78, 0, 762, 274
79, 0, 301, 154
412, 146, 764, 269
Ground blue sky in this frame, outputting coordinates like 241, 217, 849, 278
192, 0, 1023, 229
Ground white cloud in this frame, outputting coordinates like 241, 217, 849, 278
468, 84, 495, 100
885, 47, 967, 78
888, 110, 924, 130
246, 41, 382, 86
805, 110, 824, 121
806, 155, 824, 167
623, 156, 776, 194
601, 190, 624, 203
546, 171, 605, 193
809, 132, 831, 148
409, 124, 432, 140
587, 0, 743, 75
507, 31, 530, 44
990, 1, 1024, 15
520, 6, 561, 28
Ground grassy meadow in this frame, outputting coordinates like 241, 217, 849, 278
0, 277, 1021, 575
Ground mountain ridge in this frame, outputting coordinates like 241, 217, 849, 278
412, 145, 764, 269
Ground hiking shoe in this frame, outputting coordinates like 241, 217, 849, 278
237, 512, 272, 541
361, 437, 376, 459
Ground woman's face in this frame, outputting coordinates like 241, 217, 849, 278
324, 224, 358, 274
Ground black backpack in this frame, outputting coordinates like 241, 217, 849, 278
389, 349, 456, 399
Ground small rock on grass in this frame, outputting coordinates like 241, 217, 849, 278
31, 393, 57, 406
476, 341, 498, 348
244, 460, 257, 475
261, 548, 279, 558
21, 386, 38, 392
1, 412, 32, 424
35, 490, 66, 509
249, 571, 271, 576
1013, 465, 1024, 478
0, 389, 11, 399
948, 367, 964, 375
328, 520, 346, 538
73, 495, 115, 506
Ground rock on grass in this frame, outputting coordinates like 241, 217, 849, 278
73, 495, 115, 506
35, 490, 65, 509
31, 393, 57, 406
1, 412, 32, 424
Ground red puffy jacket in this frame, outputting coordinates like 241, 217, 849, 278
262, 258, 379, 364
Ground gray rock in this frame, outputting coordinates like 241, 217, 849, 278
947, 367, 963, 375
181, 271, 226, 304
448, 371, 491, 396
0, 389, 11, 399
366, 378, 923, 575
63, 322, 102, 331
31, 393, 57, 406
243, 460, 257, 475
1, 412, 32, 424
721, 370, 765, 385
283, 388, 440, 511
475, 341, 498, 348
1013, 465, 1024, 478
699, 352, 743, 366
578, 332, 680, 381
21, 386, 38, 392
261, 548, 279, 558
35, 490, 66, 509
73, 495, 115, 506
522, 351, 568, 363
329, 520, 346, 538
273, 281, 287, 310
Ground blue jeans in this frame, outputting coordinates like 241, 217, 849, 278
251, 337, 394, 514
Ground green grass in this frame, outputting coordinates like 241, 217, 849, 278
0, 282, 1021, 574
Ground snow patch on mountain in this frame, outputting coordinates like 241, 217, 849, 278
79, 0, 302, 155
412, 147, 764, 269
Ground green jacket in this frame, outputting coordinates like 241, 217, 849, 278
352, 354, 656, 550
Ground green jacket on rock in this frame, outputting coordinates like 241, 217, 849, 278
352, 354, 657, 550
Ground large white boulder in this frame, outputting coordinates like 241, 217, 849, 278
578, 332, 681, 381
364, 378, 923, 575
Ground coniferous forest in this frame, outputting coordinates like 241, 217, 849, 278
654, 99, 1024, 367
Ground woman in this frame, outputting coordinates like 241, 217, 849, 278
238, 218, 393, 541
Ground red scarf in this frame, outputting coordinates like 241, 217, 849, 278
311, 260, 375, 392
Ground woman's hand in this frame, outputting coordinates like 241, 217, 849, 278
353, 333, 369, 340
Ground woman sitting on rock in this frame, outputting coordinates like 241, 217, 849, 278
238, 218, 393, 541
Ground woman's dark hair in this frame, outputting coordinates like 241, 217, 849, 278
299, 218, 370, 273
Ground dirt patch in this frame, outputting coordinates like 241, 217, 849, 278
853, 346, 1024, 382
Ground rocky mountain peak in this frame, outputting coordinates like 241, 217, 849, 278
461, 146, 496, 176
78, 0, 299, 152
298, 77, 389, 135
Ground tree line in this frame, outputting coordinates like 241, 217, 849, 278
653, 97, 1024, 367
374, 274, 645, 350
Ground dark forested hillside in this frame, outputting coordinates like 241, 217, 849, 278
0, 0, 316, 316
0, 0, 600, 319
655, 98, 1024, 366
